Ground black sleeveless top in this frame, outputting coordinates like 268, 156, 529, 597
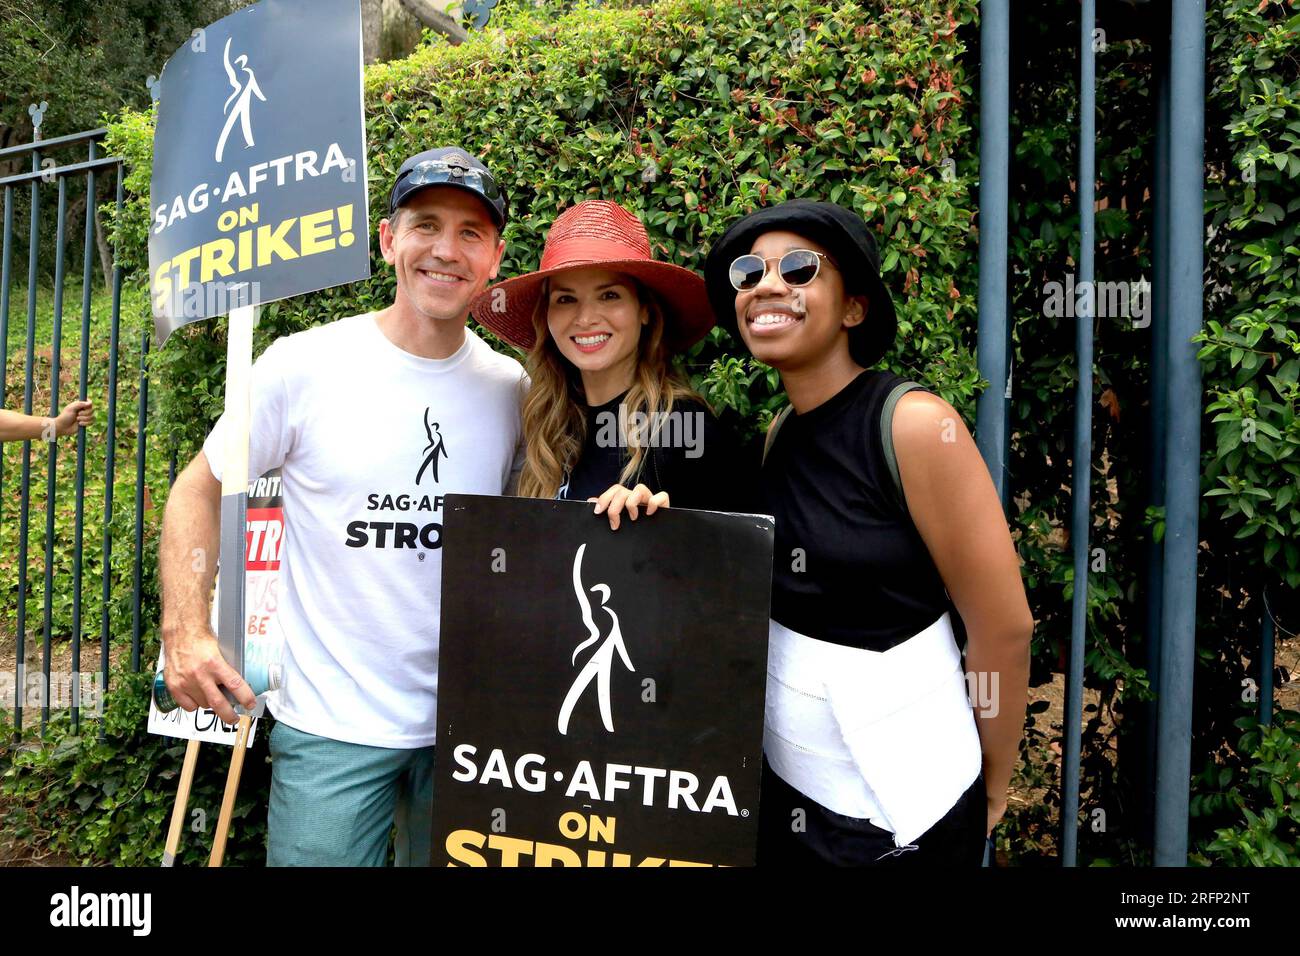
760, 369, 954, 652
559, 391, 742, 511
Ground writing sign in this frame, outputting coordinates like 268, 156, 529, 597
432, 495, 774, 867
147, 699, 261, 747
147, 470, 285, 747
148, 0, 369, 343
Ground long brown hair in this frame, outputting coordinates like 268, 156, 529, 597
518, 273, 703, 498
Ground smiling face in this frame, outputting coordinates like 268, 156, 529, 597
732, 230, 865, 371
545, 267, 649, 388
379, 186, 505, 325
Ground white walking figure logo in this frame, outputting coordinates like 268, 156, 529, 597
557, 543, 634, 735
215, 36, 266, 163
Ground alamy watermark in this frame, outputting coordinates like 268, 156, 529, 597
594, 406, 705, 459
1042, 273, 1151, 328
157, 280, 262, 320
0, 667, 104, 716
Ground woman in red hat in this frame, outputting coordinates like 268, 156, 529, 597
471, 200, 739, 525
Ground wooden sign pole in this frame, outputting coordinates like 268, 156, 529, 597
161, 738, 201, 867
208, 714, 253, 867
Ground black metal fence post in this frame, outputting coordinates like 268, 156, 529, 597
1154, 0, 1207, 868
99, 166, 125, 740
15, 142, 42, 735
132, 330, 150, 673
41, 174, 69, 732
71, 141, 98, 734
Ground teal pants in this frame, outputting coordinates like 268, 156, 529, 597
267, 719, 435, 866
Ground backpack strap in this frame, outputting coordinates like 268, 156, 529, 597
764, 380, 924, 510
880, 380, 925, 512
761, 405, 794, 465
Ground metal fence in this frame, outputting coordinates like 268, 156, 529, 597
0, 121, 153, 740
970, 0, 1251, 867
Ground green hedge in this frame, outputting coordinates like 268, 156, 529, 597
1188, 0, 1300, 866
1, 663, 271, 867
5, 0, 982, 867
1200, 0, 1300, 587
106, 0, 981, 455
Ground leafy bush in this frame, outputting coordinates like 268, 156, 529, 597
7, 0, 983, 866
1190, 0, 1300, 866
1200, 0, 1300, 588
1190, 709, 1300, 867
105, 0, 981, 454
1, 657, 270, 867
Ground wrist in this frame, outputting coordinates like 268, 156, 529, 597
161, 615, 206, 644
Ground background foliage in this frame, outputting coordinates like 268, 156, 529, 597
1, 0, 1296, 866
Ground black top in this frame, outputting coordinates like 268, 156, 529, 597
760, 369, 954, 651
559, 391, 741, 511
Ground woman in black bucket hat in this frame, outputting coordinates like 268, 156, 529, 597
704, 199, 1034, 867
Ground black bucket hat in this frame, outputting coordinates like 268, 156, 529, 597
703, 199, 898, 368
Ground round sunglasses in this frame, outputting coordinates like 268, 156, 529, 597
728, 249, 831, 292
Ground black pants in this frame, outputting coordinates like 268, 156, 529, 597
756, 758, 987, 867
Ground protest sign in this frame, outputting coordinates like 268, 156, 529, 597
148, 0, 366, 697
148, 0, 369, 342
432, 495, 774, 867
147, 470, 285, 747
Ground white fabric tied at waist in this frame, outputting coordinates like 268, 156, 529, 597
762, 611, 983, 847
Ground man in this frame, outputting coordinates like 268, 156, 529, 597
158, 147, 526, 866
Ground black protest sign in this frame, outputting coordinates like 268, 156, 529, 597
148, 0, 369, 343
432, 494, 774, 867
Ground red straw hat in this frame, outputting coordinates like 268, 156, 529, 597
470, 200, 714, 352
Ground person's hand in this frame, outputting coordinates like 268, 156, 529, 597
987, 791, 1008, 837
589, 483, 670, 531
162, 624, 257, 724
53, 399, 93, 437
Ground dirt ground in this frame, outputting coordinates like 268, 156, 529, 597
1008, 627, 1299, 863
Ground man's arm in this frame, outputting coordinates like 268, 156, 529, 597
159, 450, 257, 723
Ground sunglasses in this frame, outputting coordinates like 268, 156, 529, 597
400, 159, 502, 202
728, 249, 831, 292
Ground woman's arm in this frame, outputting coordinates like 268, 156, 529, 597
891, 390, 1034, 835
0, 400, 93, 442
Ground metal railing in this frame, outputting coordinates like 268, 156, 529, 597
0, 122, 148, 740
972, 0, 1268, 867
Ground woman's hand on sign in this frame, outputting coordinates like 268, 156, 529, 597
589, 483, 670, 531
163, 625, 258, 725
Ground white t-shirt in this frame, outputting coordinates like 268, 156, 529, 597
203, 312, 527, 748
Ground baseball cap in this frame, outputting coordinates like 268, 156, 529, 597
388, 146, 507, 229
